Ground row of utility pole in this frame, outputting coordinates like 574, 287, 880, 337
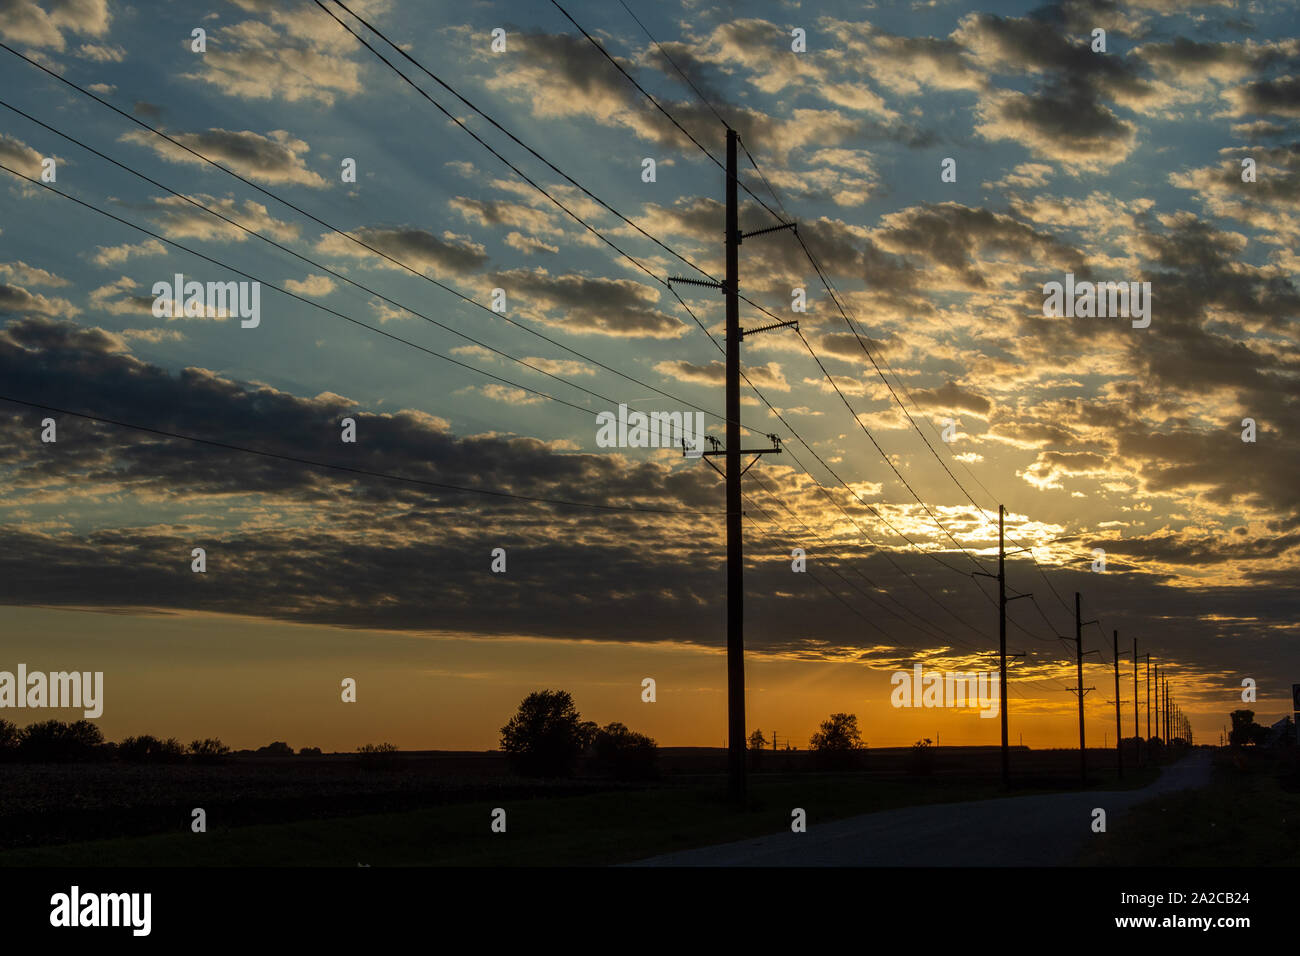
691, 127, 1188, 803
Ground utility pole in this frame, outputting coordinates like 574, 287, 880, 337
999, 507, 1009, 786
1153, 662, 1160, 743
1073, 593, 1097, 781
1113, 629, 1122, 778
724, 127, 744, 804
671, 128, 792, 805
973, 505, 1029, 787
1163, 679, 1170, 743
1145, 654, 1151, 741
1132, 637, 1139, 756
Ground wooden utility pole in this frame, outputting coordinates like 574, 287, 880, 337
1073, 592, 1096, 782
1113, 629, 1123, 778
1145, 653, 1151, 741
1133, 637, 1139, 764
724, 127, 743, 803
1163, 679, 1170, 742
671, 128, 792, 804
999, 507, 1009, 785
1153, 662, 1160, 743
973, 505, 1029, 787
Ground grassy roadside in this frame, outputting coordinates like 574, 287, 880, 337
1076, 750, 1300, 865
1, 765, 1159, 867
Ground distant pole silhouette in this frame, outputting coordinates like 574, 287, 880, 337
1113, 629, 1122, 778
1153, 662, 1160, 743
1145, 654, 1151, 741
1163, 678, 1170, 743
1074, 593, 1087, 781
1133, 637, 1139, 765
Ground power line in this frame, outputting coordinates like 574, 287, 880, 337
320, 0, 722, 287
547, 0, 788, 223
0, 161, 599, 418
0, 98, 646, 419
0, 40, 729, 429
746, 468, 968, 648
792, 326, 993, 574
316, 1, 1007, 604
540, 6, 1141, 674
615, 0, 729, 128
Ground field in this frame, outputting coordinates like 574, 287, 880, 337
0, 745, 1164, 866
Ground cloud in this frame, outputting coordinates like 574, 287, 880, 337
0, 0, 110, 51
181, 5, 371, 106
495, 267, 683, 338
76, 42, 122, 61
316, 226, 487, 279
0, 133, 50, 177
0, 283, 79, 318
90, 239, 167, 267
87, 276, 153, 317
504, 232, 559, 255
0, 261, 68, 287
143, 194, 301, 244
283, 274, 337, 296
449, 196, 560, 235
1226, 75, 1300, 118
120, 128, 328, 188
907, 381, 992, 418
653, 358, 790, 391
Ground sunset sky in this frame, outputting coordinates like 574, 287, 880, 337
0, 0, 1296, 752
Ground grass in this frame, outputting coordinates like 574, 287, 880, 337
1076, 749, 1300, 865
0, 764, 1162, 867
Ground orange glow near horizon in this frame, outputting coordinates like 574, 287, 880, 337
0, 605, 1241, 753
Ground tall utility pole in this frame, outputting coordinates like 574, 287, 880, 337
1113, 629, 1123, 778
1132, 639, 1139, 743
999, 507, 1009, 786
973, 505, 1029, 787
1073, 593, 1096, 782
1145, 654, 1151, 740
1133, 637, 1140, 765
1163, 679, 1170, 743
1153, 663, 1160, 743
672, 128, 792, 804
724, 127, 744, 803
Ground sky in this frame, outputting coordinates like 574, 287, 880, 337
0, 0, 1296, 752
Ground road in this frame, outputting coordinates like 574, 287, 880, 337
630, 751, 1213, 866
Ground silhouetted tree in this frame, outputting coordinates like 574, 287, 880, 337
0, 719, 18, 759
748, 728, 768, 750
500, 689, 589, 777
1229, 709, 1264, 747
809, 713, 865, 769
119, 734, 186, 763
256, 741, 294, 756
908, 737, 934, 776
298, 746, 323, 756
356, 742, 401, 769
19, 719, 105, 761
189, 738, 231, 763
590, 721, 658, 779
